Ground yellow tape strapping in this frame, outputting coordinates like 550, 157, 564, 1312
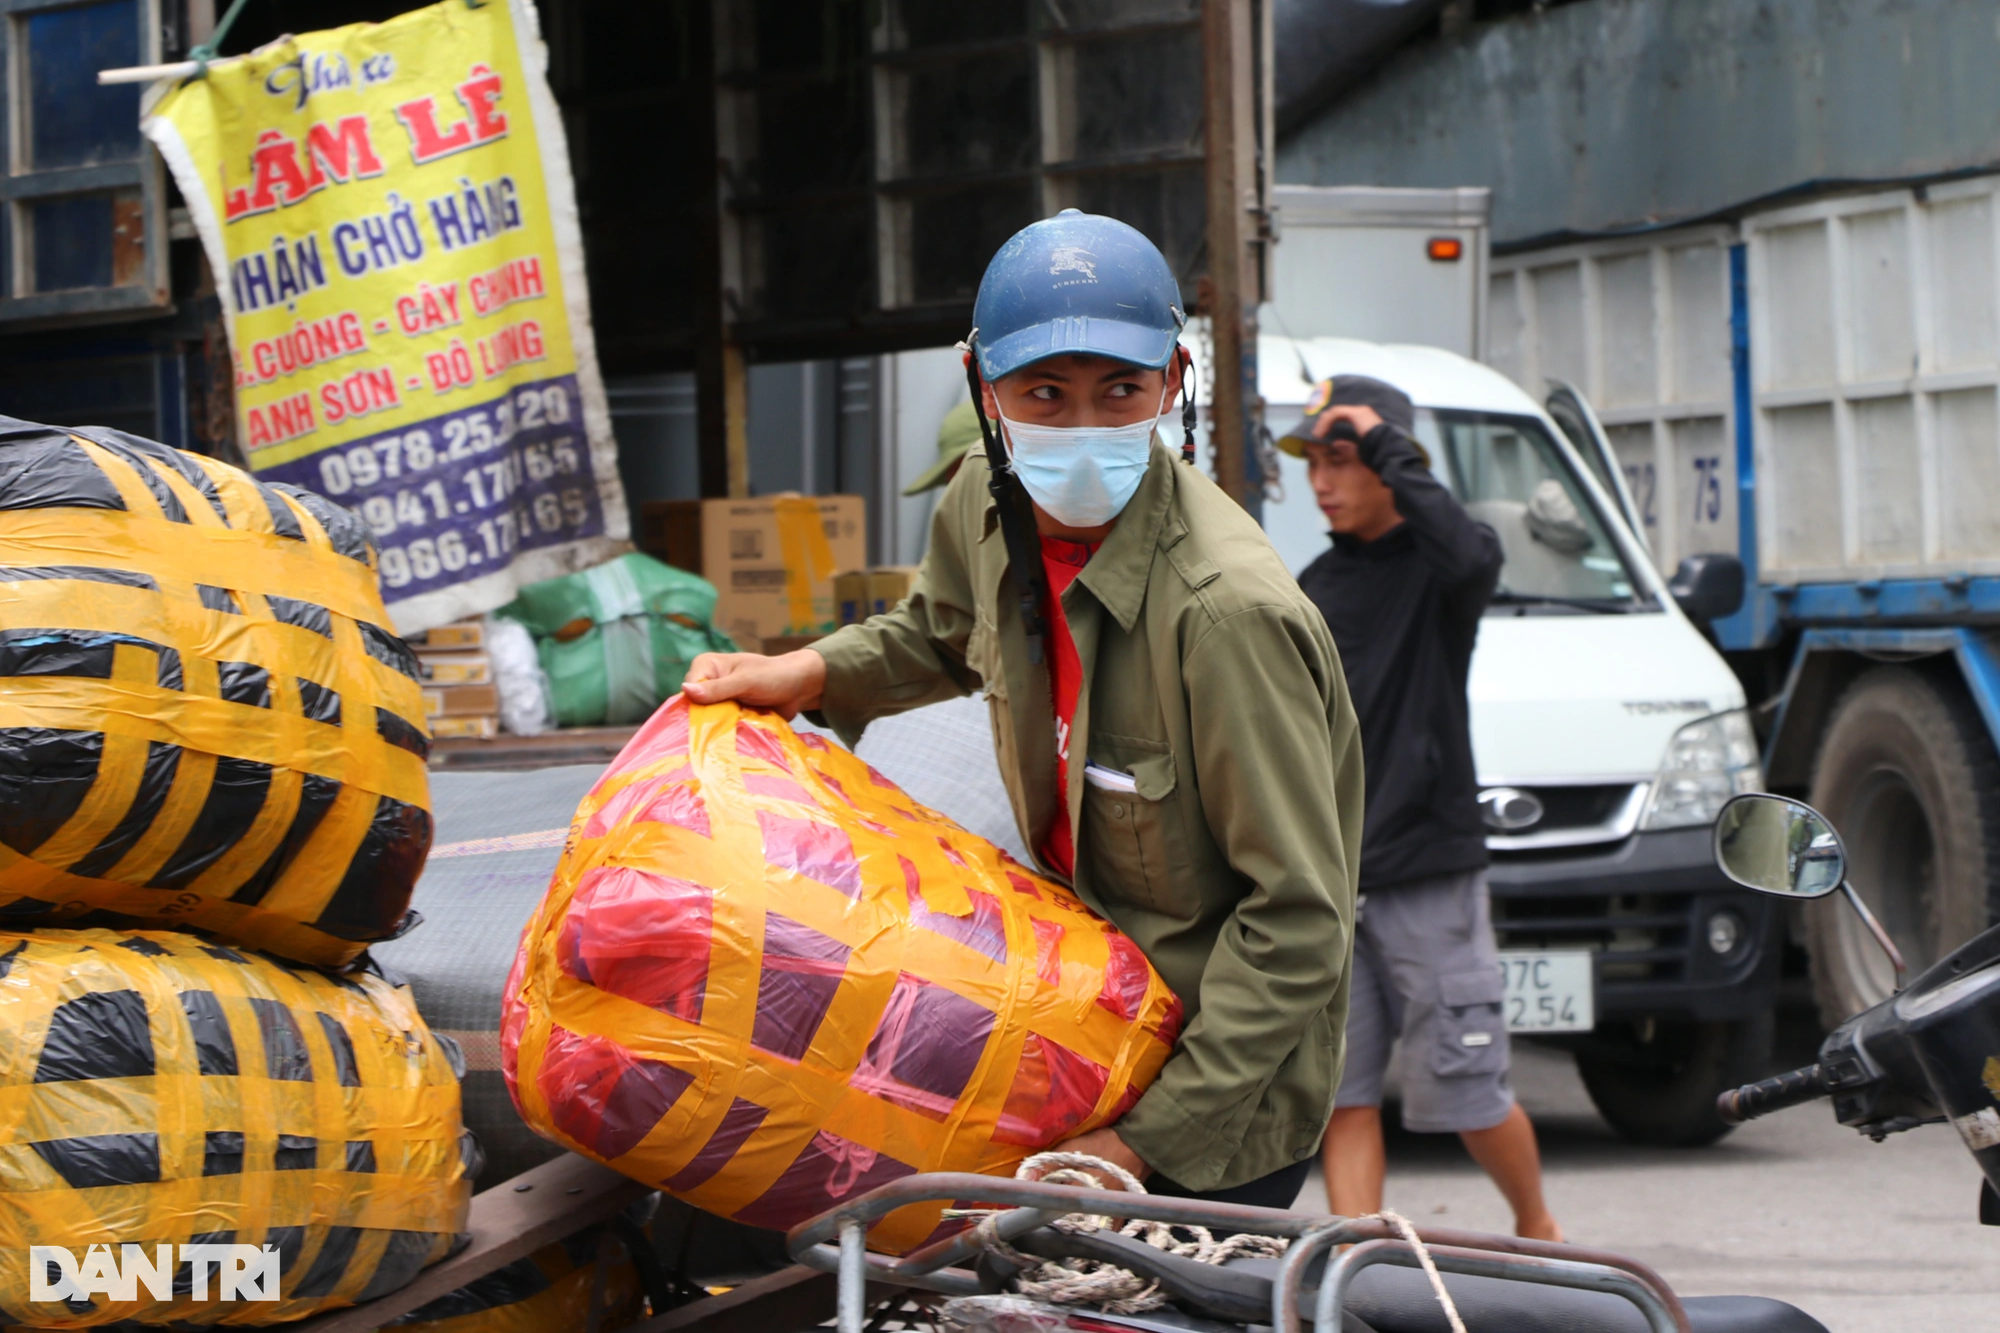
0, 426, 432, 966
501, 699, 1184, 1254
771, 498, 837, 634
0, 927, 474, 1327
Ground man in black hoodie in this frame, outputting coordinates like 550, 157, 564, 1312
1289, 375, 1561, 1242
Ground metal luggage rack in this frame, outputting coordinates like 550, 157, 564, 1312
786, 1172, 1692, 1333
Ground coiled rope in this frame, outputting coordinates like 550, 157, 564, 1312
1364, 1209, 1469, 1333
964, 1151, 1466, 1332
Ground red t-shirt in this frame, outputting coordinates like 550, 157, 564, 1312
1037, 536, 1098, 879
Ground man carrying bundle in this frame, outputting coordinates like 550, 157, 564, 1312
685, 210, 1361, 1208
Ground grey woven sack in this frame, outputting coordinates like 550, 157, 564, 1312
372, 763, 601, 1188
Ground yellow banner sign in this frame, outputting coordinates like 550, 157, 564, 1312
145, 0, 627, 631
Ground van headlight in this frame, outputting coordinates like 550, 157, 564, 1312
1640, 710, 1762, 830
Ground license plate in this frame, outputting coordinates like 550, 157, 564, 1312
1496, 950, 1595, 1033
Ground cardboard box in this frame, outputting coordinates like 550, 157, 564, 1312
431, 715, 498, 740
836, 566, 920, 625
407, 620, 484, 651
833, 570, 869, 626
417, 652, 492, 686
637, 495, 866, 644
422, 683, 501, 718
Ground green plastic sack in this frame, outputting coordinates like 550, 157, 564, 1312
495, 554, 736, 727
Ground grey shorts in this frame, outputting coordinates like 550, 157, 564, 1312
1334, 867, 1514, 1134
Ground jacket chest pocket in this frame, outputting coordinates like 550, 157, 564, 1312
1081, 737, 1194, 917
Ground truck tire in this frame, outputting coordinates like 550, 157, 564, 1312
1575, 1015, 1772, 1147
1806, 666, 2000, 1027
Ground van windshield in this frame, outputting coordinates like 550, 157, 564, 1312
1413, 409, 1650, 613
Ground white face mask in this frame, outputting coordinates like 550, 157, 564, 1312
997, 387, 1168, 528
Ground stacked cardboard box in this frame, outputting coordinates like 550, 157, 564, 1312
834, 566, 921, 626
636, 495, 866, 647
409, 620, 499, 740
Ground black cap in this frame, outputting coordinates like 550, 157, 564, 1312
1277, 374, 1419, 457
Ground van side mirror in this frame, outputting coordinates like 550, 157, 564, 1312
1669, 553, 1745, 622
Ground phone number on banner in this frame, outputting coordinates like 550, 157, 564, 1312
263, 374, 604, 600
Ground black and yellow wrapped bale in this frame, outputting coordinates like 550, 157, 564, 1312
0, 418, 431, 966
0, 927, 476, 1326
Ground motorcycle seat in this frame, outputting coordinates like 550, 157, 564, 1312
1334, 1274, 1827, 1333
1006, 1227, 1828, 1333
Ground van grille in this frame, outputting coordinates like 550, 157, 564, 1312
1484, 782, 1647, 851
1523, 784, 1637, 831
1491, 892, 1691, 984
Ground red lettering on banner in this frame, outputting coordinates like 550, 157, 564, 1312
395, 280, 464, 336
393, 63, 509, 165
426, 339, 478, 393
468, 255, 544, 316
302, 115, 385, 189
458, 63, 509, 142
245, 391, 317, 448
475, 319, 545, 379
223, 117, 385, 222
394, 96, 472, 163
224, 130, 311, 221
238, 312, 367, 388
319, 367, 403, 425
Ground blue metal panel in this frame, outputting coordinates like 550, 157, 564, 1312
0, 0, 165, 326
154, 351, 185, 453
1954, 632, 2000, 750
1714, 243, 1781, 652
1789, 626, 1965, 655
0, 343, 163, 439
28, 195, 115, 292
1773, 577, 2000, 623
22, 0, 141, 171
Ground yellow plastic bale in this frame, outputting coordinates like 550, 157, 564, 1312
0, 420, 433, 967
0, 928, 474, 1326
384, 1235, 642, 1333
503, 699, 1184, 1253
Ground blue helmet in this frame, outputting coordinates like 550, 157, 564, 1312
970, 210, 1185, 382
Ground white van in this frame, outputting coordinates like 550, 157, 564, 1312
1250, 334, 1770, 1146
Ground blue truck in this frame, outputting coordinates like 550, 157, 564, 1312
1485, 176, 2000, 1052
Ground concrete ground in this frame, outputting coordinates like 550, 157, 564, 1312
1293, 1008, 1998, 1333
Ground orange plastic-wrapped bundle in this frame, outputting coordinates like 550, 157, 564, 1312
502, 698, 1182, 1251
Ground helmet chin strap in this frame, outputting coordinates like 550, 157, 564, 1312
1178, 347, 1198, 465
960, 344, 1051, 668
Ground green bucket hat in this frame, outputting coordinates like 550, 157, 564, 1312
904, 399, 984, 495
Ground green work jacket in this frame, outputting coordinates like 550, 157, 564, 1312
811, 442, 1363, 1191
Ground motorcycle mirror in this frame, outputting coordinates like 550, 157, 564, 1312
1714, 793, 1909, 989
1712, 793, 1846, 898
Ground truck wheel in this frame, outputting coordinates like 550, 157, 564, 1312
1575, 1015, 1772, 1147
1806, 666, 2000, 1027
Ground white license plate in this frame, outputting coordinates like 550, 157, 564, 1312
1496, 950, 1595, 1033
